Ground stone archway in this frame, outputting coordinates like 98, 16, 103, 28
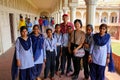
110, 12, 117, 23
76, 11, 81, 19
101, 12, 108, 23
40, 11, 49, 17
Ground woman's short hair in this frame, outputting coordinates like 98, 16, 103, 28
74, 19, 82, 28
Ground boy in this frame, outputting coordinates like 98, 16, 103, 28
44, 28, 57, 80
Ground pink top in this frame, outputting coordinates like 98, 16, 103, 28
60, 22, 74, 34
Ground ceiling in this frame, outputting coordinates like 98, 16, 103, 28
27, 0, 120, 13
30, 0, 57, 10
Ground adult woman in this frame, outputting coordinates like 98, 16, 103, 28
69, 19, 85, 80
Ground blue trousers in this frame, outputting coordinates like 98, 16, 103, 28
89, 63, 105, 80
19, 67, 34, 80
44, 51, 56, 78
34, 64, 42, 78
56, 46, 61, 72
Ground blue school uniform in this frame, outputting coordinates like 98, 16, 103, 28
15, 37, 34, 80
53, 32, 63, 72
43, 37, 57, 78
83, 33, 93, 79
89, 33, 111, 80
30, 34, 44, 78
26, 22, 32, 34
62, 33, 69, 47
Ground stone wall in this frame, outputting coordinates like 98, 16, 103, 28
112, 53, 120, 74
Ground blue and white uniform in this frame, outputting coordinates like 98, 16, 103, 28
53, 32, 63, 72
43, 37, 57, 78
30, 34, 44, 78
89, 33, 111, 80
16, 37, 34, 80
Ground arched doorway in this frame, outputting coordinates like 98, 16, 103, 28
101, 12, 108, 23
110, 12, 117, 23
40, 11, 49, 17
76, 11, 81, 19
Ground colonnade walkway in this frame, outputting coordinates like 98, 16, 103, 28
0, 46, 120, 80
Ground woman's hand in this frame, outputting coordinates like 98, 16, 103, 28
88, 55, 92, 63
84, 43, 89, 48
73, 48, 78, 54
106, 58, 110, 65
17, 60, 21, 67
44, 59, 46, 63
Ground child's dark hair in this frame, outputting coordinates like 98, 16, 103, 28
86, 24, 93, 32
35, 17, 37, 19
46, 28, 52, 33
99, 23, 108, 33
33, 25, 39, 30
55, 24, 60, 29
20, 26, 27, 32
74, 19, 82, 28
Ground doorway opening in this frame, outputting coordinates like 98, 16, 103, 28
9, 13, 15, 44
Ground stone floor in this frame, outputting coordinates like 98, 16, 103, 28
0, 47, 120, 80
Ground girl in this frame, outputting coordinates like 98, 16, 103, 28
16, 26, 34, 80
89, 24, 111, 80
30, 25, 44, 80
83, 24, 93, 80
53, 24, 62, 76
69, 19, 85, 80
44, 28, 57, 80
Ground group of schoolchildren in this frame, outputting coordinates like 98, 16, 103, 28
12, 13, 115, 80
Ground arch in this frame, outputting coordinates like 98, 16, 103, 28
40, 11, 49, 17
110, 12, 117, 23
40, 9, 50, 17
101, 12, 108, 23
76, 11, 81, 19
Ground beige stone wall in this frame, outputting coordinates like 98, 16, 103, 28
0, 0, 39, 55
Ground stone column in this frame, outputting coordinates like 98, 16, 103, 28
84, 0, 98, 28
57, 11, 60, 24
63, 0, 69, 14
99, 12, 102, 24
59, 10, 63, 23
107, 12, 111, 24
117, 13, 119, 23
69, 3, 78, 23
63, 7, 69, 14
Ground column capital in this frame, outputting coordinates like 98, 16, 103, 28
59, 10, 63, 13
84, 0, 98, 5
63, 6, 69, 14
63, 6, 69, 10
69, 2, 78, 8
